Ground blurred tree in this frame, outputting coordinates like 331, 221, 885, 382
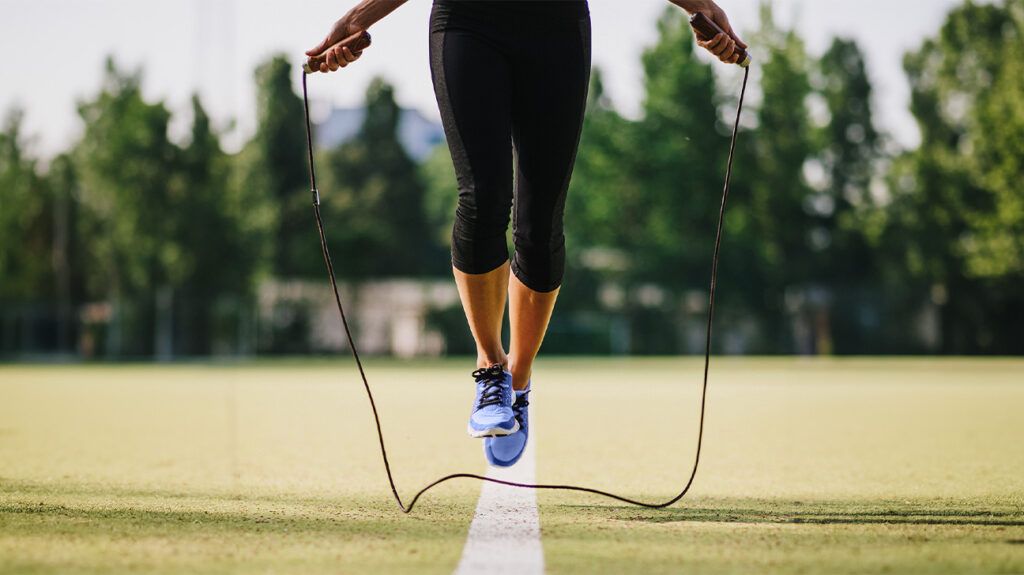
814, 37, 885, 352
565, 9, 750, 353
635, 7, 728, 288
564, 69, 633, 278
44, 153, 83, 352
967, 0, 1024, 280
748, 3, 819, 351
565, 68, 642, 270
558, 68, 639, 352
0, 108, 50, 302
319, 78, 440, 277
73, 59, 181, 355
173, 96, 267, 354
421, 141, 458, 249
884, 0, 1023, 353
240, 55, 309, 277
817, 38, 881, 259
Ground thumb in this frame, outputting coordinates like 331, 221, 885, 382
306, 37, 330, 57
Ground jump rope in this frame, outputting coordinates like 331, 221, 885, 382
300, 13, 750, 513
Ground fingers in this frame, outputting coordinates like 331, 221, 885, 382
721, 41, 737, 64
723, 25, 748, 51
317, 45, 362, 73
339, 45, 360, 63
698, 32, 739, 64
698, 32, 726, 52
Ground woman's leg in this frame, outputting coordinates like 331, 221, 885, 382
429, 6, 515, 371
507, 274, 559, 390
454, 262, 510, 369
505, 11, 592, 390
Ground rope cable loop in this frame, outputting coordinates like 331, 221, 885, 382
300, 66, 750, 513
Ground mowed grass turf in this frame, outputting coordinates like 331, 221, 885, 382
1, 358, 1022, 574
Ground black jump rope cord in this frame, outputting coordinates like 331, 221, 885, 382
301, 66, 749, 513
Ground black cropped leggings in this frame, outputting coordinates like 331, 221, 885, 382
429, 0, 591, 292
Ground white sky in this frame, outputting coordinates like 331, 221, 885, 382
1, 0, 965, 159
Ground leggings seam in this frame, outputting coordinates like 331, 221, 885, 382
433, 26, 475, 210
522, 15, 590, 293
550, 16, 591, 249
432, 20, 511, 274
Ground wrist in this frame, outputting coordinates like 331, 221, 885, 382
674, 0, 711, 15
344, 6, 371, 31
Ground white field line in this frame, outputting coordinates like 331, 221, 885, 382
454, 432, 544, 575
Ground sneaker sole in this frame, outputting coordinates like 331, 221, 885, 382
467, 419, 520, 438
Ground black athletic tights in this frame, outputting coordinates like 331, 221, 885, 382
429, 0, 591, 293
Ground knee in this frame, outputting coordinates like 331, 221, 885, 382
511, 233, 565, 293
451, 186, 512, 274
453, 191, 510, 240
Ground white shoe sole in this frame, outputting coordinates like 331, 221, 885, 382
467, 419, 520, 438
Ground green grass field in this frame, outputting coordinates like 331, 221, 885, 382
1, 358, 1022, 574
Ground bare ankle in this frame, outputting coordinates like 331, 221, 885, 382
476, 352, 508, 370
507, 363, 532, 390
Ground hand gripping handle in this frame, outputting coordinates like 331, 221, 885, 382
689, 12, 751, 68
303, 30, 373, 73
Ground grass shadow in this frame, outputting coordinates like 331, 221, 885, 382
0, 478, 473, 538
556, 497, 1024, 527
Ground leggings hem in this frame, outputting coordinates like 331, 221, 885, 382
511, 260, 562, 293
451, 253, 509, 277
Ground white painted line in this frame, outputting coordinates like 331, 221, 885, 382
454, 432, 544, 575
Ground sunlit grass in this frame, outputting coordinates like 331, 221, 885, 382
1, 358, 1022, 573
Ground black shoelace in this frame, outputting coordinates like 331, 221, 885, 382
473, 366, 507, 409
512, 392, 529, 425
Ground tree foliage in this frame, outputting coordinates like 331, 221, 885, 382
814, 37, 886, 352
0, 109, 49, 301
750, 4, 817, 287
319, 78, 441, 278
242, 55, 309, 277
173, 96, 266, 353
73, 59, 179, 300
3, 0, 1022, 356
885, 0, 1024, 352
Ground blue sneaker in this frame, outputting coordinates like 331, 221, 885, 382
484, 383, 530, 467
467, 365, 518, 438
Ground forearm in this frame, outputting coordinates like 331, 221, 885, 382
345, 0, 409, 30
